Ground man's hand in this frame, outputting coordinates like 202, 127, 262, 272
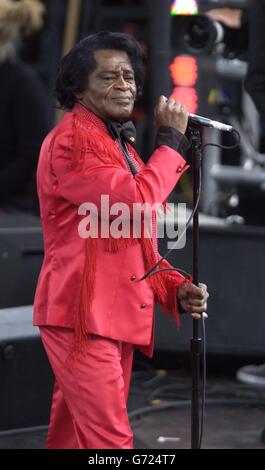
177, 282, 209, 320
155, 96, 189, 135
206, 8, 242, 29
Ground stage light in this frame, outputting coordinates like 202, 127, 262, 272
169, 56, 198, 87
169, 55, 198, 114
170, 86, 198, 114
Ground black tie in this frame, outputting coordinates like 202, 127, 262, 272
106, 119, 137, 146
106, 119, 138, 175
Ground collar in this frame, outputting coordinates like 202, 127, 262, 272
72, 102, 107, 132
72, 102, 136, 146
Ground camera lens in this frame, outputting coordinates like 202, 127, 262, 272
171, 13, 246, 58
185, 17, 212, 50
179, 15, 224, 55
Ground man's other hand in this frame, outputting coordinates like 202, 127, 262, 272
177, 282, 209, 320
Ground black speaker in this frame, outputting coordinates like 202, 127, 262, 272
0, 306, 53, 431
0, 214, 43, 308
156, 220, 265, 356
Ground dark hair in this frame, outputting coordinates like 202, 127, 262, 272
55, 31, 145, 110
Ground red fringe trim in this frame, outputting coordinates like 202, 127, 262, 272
73, 114, 126, 168
66, 237, 97, 367
71, 117, 87, 172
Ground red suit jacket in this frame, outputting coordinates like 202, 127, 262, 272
33, 103, 189, 356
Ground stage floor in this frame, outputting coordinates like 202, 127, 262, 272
0, 365, 264, 450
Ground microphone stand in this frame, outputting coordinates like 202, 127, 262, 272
189, 123, 203, 449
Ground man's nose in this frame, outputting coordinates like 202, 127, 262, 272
114, 75, 129, 89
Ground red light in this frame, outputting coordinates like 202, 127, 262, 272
170, 56, 198, 87
170, 87, 198, 114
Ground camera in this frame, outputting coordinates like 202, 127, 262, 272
171, 14, 248, 58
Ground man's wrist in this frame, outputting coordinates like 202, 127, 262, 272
156, 126, 190, 157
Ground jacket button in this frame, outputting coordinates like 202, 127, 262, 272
131, 275, 136, 281
141, 304, 146, 309
177, 165, 184, 173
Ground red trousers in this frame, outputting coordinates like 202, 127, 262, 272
39, 326, 134, 449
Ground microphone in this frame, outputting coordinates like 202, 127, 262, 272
188, 113, 233, 132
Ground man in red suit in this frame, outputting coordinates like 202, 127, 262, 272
34, 32, 209, 449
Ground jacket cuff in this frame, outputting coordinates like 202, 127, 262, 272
155, 126, 190, 157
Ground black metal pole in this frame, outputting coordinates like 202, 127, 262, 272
190, 124, 203, 449
148, 0, 172, 154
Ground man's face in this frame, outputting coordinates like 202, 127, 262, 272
78, 49, 137, 120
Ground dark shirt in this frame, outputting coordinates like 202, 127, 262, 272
0, 59, 52, 211
245, 0, 265, 115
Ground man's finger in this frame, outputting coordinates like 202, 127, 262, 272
190, 304, 208, 314
199, 283, 208, 293
191, 312, 208, 320
155, 95, 167, 116
189, 284, 206, 299
188, 298, 208, 307
158, 95, 168, 107
191, 313, 203, 320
